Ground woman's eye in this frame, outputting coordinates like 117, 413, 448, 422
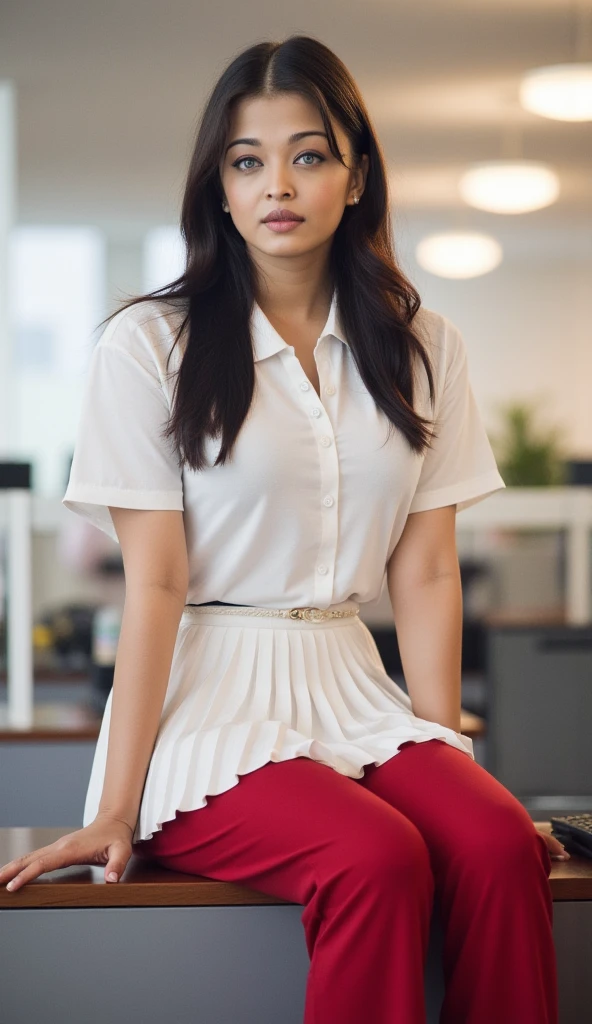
232, 152, 324, 171
233, 156, 259, 171
295, 152, 324, 165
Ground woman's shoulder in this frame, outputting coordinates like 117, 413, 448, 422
412, 304, 455, 345
97, 296, 189, 370
409, 305, 468, 416
412, 304, 465, 372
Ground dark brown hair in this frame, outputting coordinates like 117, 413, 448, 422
96, 34, 437, 471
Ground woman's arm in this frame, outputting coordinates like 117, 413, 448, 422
94, 507, 189, 831
386, 505, 462, 734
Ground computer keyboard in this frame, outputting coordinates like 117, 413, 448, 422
550, 814, 592, 859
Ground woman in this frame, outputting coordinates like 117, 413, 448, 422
1, 34, 566, 1024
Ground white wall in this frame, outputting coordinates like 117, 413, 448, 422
404, 255, 592, 458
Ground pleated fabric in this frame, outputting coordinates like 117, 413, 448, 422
82, 604, 475, 845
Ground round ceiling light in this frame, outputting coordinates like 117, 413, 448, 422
519, 63, 592, 121
415, 231, 503, 279
458, 161, 560, 214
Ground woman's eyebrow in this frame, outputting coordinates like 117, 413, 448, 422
225, 130, 328, 155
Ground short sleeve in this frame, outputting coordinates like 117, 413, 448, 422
408, 319, 506, 514
62, 309, 184, 543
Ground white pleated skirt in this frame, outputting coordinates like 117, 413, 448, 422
82, 602, 475, 845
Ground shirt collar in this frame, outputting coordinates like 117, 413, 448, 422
250, 287, 349, 363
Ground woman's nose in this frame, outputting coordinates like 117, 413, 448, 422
265, 169, 295, 200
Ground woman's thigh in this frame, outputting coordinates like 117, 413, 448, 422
359, 739, 552, 878
135, 755, 434, 907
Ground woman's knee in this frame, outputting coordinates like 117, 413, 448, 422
462, 798, 544, 874
326, 810, 433, 894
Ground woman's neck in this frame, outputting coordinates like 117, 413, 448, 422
255, 278, 334, 326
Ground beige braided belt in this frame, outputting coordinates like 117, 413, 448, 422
184, 605, 359, 622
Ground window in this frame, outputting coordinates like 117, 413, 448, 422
11, 226, 105, 496
143, 226, 185, 293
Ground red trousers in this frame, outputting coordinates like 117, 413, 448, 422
135, 738, 558, 1024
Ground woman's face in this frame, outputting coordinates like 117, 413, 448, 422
219, 91, 368, 261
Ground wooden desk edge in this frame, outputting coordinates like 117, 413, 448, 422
1, 822, 590, 907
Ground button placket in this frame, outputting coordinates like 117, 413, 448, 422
310, 392, 339, 606
313, 429, 339, 605
281, 344, 339, 606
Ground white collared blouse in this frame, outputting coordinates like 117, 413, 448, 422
63, 290, 506, 609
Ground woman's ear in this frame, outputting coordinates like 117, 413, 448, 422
358, 153, 369, 196
349, 153, 369, 204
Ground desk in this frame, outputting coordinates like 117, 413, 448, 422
1, 824, 590, 1024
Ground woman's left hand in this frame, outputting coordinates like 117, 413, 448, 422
536, 827, 570, 860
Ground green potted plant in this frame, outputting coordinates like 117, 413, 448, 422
489, 395, 569, 487
487, 396, 570, 617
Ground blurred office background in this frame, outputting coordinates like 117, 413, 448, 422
0, 0, 591, 825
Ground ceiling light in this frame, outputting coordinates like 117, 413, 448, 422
519, 63, 592, 121
458, 161, 560, 214
415, 232, 503, 279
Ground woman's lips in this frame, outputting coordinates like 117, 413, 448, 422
263, 219, 305, 232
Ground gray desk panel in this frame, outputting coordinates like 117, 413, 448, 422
0, 903, 448, 1024
2, 901, 590, 1024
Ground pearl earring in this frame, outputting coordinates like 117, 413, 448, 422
222, 201, 229, 212
353, 194, 359, 205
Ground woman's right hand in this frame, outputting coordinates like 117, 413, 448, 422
0, 813, 134, 892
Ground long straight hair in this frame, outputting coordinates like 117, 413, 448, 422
97, 35, 437, 472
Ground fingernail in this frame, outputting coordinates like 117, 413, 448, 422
107, 872, 118, 882
6, 880, 15, 890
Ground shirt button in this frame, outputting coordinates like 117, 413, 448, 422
319, 436, 332, 447
300, 381, 310, 391
325, 385, 336, 396
323, 496, 334, 507
311, 407, 322, 418
317, 564, 328, 575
